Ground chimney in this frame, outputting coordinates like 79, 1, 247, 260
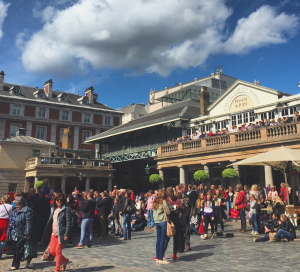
93, 93, 98, 103
199, 86, 209, 116
0, 71, 5, 91
85, 86, 94, 104
16, 128, 27, 136
44, 79, 53, 98
62, 128, 72, 149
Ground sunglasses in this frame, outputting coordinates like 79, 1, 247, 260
56, 199, 63, 202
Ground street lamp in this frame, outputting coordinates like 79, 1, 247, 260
76, 172, 82, 181
145, 164, 150, 175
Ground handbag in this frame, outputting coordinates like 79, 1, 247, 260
125, 204, 136, 214
268, 232, 276, 240
189, 216, 198, 226
198, 219, 204, 235
41, 243, 55, 262
162, 202, 176, 238
23, 239, 37, 261
230, 208, 239, 220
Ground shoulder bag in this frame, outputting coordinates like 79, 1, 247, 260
2, 204, 11, 218
162, 201, 176, 238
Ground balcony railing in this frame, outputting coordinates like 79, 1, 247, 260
158, 122, 300, 158
25, 157, 110, 169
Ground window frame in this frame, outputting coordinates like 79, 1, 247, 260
82, 130, 92, 143
12, 105, 21, 115
38, 108, 46, 118
84, 113, 91, 123
10, 123, 21, 137
36, 126, 47, 140
62, 111, 69, 121
105, 116, 111, 126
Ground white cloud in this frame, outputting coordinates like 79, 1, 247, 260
19, 1, 299, 77
224, 5, 299, 54
0, 1, 10, 40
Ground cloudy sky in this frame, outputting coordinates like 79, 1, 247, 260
0, 0, 299, 109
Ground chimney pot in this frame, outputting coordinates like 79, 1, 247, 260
0, 70, 4, 91
16, 128, 27, 136
44, 79, 53, 98
85, 86, 94, 104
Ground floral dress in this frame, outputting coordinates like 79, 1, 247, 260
7, 210, 18, 241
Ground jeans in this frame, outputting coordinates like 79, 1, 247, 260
80, 218, 94, 246
274, 229, 295, 241
155, 222, 167, 260
114, 218, 120, 234
123, 214, 132, 239
252, 214, 258, 232
147, 209, 154, 227
257, 233, 270, 242
132, 223, 145, 231
50, 235, 67, 272
239, 209, 246, 230
0, 241, 5, 258
190, 225, 199, 234
226, 202, 233, 218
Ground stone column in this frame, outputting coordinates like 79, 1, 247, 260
24, 178, 30, 192
34, 176, 40, 184
26, 121, 32, 137
50, 124, 57, 144
85, 177, 90, 192
108, 175, 113, 191
203, 164, 210, 187
61, 176, 66, 194
233, 165, 240, 188
179, 166, 186, 185
264, 166, 273, 187
159, 169, 165, 189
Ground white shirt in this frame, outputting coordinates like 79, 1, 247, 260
0, 204, 13, 219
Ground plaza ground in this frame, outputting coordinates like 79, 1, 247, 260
1, 221, 300, 272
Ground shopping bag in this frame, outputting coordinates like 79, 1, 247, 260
230, 208, 239, 220
23, 239, 37, 261
198, 219, 204, 235
246, 212, 251, 220
41, 243, 55, 262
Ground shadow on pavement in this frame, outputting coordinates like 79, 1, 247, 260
177, 252, 214, 262
73, 265, 115, 271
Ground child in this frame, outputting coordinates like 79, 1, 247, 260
202, 193, 215, 239
249, 194, 259, 235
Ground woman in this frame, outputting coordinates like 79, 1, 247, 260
268, 186, 278, 204
112, 197, 120, 236
120, 192, 133, 241
152, 190, 170, 264
249, 185, 259, 201
225, 186, 234, 219
175, 192, 186, 253
43, 193, 71, 272
270, 214, 296, 242
214, 190, 226, 233
272, 196, 285, 217
279, 183, 287, 204
234, 184, 247, 232
7, 196, 33, 271
0, 195, 14, 259
195, 193, 204, 223
202, 192, 215, 239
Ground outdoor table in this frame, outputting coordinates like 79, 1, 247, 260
261, 208, 273, 214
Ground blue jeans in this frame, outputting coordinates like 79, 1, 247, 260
80, 218, 94, 246
239, 209, 246, 230
147, 209, 154, 227
274, 229, 295, 241
123, 214, 132, 239
226, 202, 233, 218
252, 214, 258, 232
257, 233, 269, 242
155, 222, 167, 260
0, 241, 5, 258
190, 225, 199, 234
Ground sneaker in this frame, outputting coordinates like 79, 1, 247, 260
74, 244, 83, 249
120, 238, 126, 241
253, 238, 258, 242
250, 231, 254, 235
203, 235, 207, 240
253, 231, 259, 235
200, 235, 203, 239
172, 254, 177, 260
153, 255, 165, 260
211, 234, 215, 239
84, 245, 91, 248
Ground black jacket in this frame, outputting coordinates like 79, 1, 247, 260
112, 202, 119, 220
272, 202, 285, 217
40, 195, 51, 218
81, 198, 96, 219
15, 206, 33, 240
278, 219, 296, 237
122, 197, 132, 214
134, 213, 146, 225
43, 205, 72, 244
189, 191, 198, 208
27, 194, 41, 218
105, 196, 113, 216
118, 194, 125, 213
96, 197, 107, 215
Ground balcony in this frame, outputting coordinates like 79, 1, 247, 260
158, 123, 300, 159
25, 157, 111, 170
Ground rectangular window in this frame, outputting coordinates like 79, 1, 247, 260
231, 116, 236, 126
60, 128, 66, 142
243, 112, 249, 123
268, 111, 275, 120
83, 130, 91, 143
62, 111, 69, 121
125, 167, 131, 176
32, 149, 40, 157
237, 114, 243, 125
8, 183, 18, 193
12, 105, 21, 115
84, 114, 91, 123
261, 113, 267, 120
250, 111, 255, 122
105, 116, 111, 126
38, 108, 46, 118
10, 124, 21, 137
290, 107, 296, 115
36, 126, 46, 140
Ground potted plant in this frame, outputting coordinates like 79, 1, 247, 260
194, 170, 208, 182
222, 168, 238, 179
149, 174, 162, 184
34, 180, 44, 189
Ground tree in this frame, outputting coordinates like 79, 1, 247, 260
35, 180, 44, 189
222, 168, 238, 179
194, 170, 208, 182
149, 174, 162, 184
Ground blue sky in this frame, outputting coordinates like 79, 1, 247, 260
0, 0, 299, 109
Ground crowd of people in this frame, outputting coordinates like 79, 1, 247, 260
0, 180, 298, 268
167, 111, 300, 143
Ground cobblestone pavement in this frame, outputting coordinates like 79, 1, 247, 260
1, 227, 300, 272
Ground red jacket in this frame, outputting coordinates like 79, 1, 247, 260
234, 191, 246, 210
280, 187, 287, 202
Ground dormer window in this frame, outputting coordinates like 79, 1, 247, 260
33, 89, 45, 99
58, 93, 68, 102
77, 96, 89, 105
9, 86, 21, 96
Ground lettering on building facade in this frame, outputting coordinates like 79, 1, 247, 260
229, 95, 254, 113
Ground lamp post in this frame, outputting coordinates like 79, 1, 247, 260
145, 164, 150, 175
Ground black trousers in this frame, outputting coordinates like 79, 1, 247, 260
163, 221, 180, 255
11, 240, 32, 269
214, 210, 224, 232
203, 214, 214, 235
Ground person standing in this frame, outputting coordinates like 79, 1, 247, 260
74, 192, 96, 249
146, 191, 155, 228
234, 184, 247, 233
27, 188, 41, 242
96, 192, 107, 239
120, 192, 133, 241
225, 186, 234, 219
202, 193, 215, 239
7, 196, 34, 270
152, 190, 170, 264
43, 193, 71, 272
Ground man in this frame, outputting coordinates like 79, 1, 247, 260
132, 209, 147, 231
257, 184, 266, 200
37, 190, 51, 243
179, 184, 192, 251
197, 184, 204, 194
229, 126, 235, 133
254, 213, 279, 242
117, 189, 125, 237
27, 188, 41, 241
253, 122, 260, 129
195, 132, 199, 139
96, 192, 108, 239
188, 186, 198, 208
293, 111, 299, 122
175, 185, 179, 193
186, 184, 192, 195
104, 190, 113, 235
113, 185, 118, 192
146, 190, 154, 228
210, 185, 216, 194
200, 132, 206, 138
75, 192, 96, 248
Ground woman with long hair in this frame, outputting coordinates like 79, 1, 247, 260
272, 196, 285, 217
225, 186, 234, 219
152, 190, 170, 264
268, 186, 278, 204
270, 214, 296, 242
249, 185, 259, 200
279, 183, 287, 204
214, 189, 226, 233
202, 192, 215, 239
43, 193, 71, 272
234, 184, 247, 232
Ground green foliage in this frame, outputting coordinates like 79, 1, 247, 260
35, 180, 44, 189
222, 168, 238, 179
194, 170, 208, 181
149, 174, 162, 183
297, 168, 300, 173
